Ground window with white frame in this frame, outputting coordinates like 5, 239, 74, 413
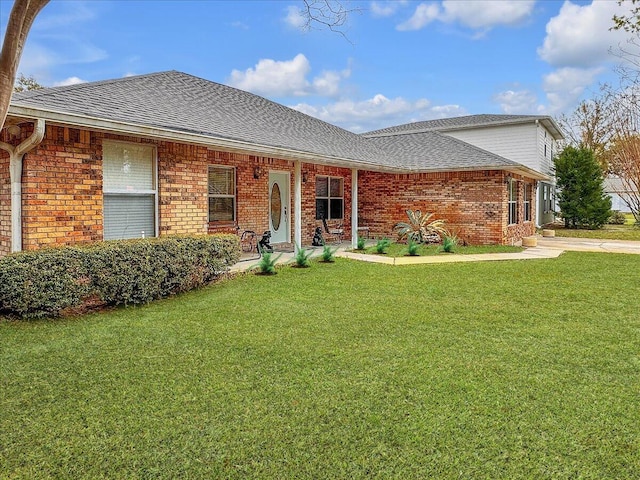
524, 183, 532, 222
315, 176, 344, 220
208, 165, 236, 223
508, 178, 518, 225
103, 141, 157, 240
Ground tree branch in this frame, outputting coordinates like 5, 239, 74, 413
0, 0, 50, 130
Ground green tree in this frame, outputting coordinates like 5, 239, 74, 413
13, 73, 43, 92
555, 146, 612, 229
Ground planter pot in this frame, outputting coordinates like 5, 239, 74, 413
522, 236, 537, 247
542, 229, 555, 237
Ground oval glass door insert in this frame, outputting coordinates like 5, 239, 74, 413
271, 182, 282, 231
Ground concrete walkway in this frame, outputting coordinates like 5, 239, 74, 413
537, 236, 640, 255
337, 246, 563, 265
229, 242, 563, 272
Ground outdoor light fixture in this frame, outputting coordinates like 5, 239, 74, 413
302, 171, 308, 183
253, 166, 261, 179
6, 124, 20, 138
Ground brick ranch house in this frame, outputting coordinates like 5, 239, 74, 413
0, 71, 563, 255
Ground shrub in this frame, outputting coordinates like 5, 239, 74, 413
293, 244, 313, 268
405, 238, 420, 256
0, 247, 91, 318
375, 238, 391, 254
440, 234, 459, 253
394, 210, 446, 243
0, 235, 240, 318
320, 245, 338, 262
254, 252, 281, 275
607, 210, 627, 225
357, 236, 366, 250
85, 235, 239, 306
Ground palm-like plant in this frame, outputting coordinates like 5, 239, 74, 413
394, 210, 447, 243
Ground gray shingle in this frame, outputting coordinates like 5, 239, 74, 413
367, 131, 520, 170
364, 114, 559, 137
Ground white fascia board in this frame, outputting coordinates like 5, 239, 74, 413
8, 105, 404, 173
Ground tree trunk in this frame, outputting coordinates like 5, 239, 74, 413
0, 0, 50, 130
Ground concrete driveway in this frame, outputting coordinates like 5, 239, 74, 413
537, 236, 640, 255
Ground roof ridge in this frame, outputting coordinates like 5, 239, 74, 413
12, 70, 180, 101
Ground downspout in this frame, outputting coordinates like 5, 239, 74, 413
0, 119, 45, 252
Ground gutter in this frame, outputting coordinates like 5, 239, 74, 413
0, 119, 45, 252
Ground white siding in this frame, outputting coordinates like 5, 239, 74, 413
444, 122, 554, 176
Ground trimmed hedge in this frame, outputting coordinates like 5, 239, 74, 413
0, 235, 240, 319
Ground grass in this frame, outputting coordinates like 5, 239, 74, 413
552, 222, 640, 241
360, 241, 523, 257
2, 253, 640, 478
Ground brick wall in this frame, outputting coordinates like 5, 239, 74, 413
22, 126, 103, 250
158, 142, 209, 235
207, 152, 353, 244
6, 122, 534, 252
358, 170, 536, 245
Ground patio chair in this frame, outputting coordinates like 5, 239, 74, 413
322, 216, 344, 244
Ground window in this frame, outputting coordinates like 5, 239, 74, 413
208, 166, 236, 222
508, 178, 518, 225
524, 183, 532, 222
542, 184, 554, 214
315, 176, 343, 220
103, 141, 156, 240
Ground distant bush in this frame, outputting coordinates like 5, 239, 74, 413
0, 235, 240, 319
607, 211, 627, 225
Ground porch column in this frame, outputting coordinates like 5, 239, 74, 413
294, 161, 302, 251
351, 168, 358, 249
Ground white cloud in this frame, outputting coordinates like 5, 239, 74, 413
291, 94, 466, 133
370, 1, 403, 18
53, 76, 87, 87
312, 71, 343, 97
397, 0, 534, 32
538, 0, 630, 68
397, 3, 440, 31
541, 67, 603, 114
231, 21, 249, 30
284, 5, 307, 29
229, 54, 311, 96
440, 0, 535, 30
228, 54, 350, 98
493, 89, 539, 114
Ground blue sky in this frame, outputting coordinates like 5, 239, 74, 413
0, 0, 636, 132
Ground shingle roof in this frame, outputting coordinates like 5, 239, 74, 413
364, 114, 564, 140
367, 131, 521, 171
9, 71, 543, 175
12, 71, 395, 169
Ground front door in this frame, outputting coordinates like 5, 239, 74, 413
269, 172, 289, 244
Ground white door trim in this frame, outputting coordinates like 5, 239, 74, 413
268, 171, 290, 244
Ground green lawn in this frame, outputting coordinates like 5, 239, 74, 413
553, 223, 640, 241
2, 253, 639, 479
